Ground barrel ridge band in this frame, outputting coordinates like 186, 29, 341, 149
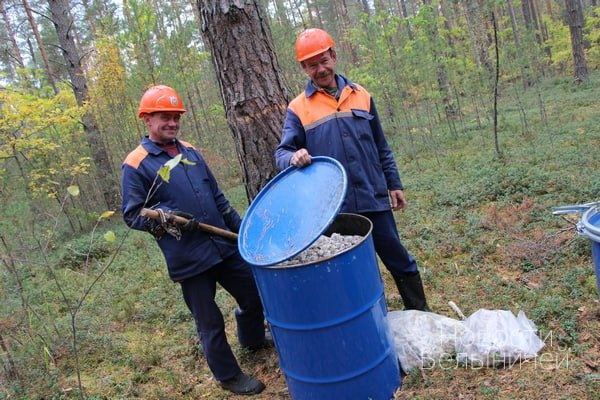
265, 289, 385, 330
283, 346, 394, 384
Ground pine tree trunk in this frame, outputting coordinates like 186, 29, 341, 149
272, 0, 290, 24
123, 0, 157, 84
529, 0, 542, 37
422, 0, 457, 119
521, 0, 534, 28
80, 0, 96, 40
26, 37, 36, 63
507, 0, 533, 88
532, 0, 552, 57
334, 0, 359, 64
289, 0, 307, 26
439, 0, 456, 51
399, 0, 409, 17
304, 0, 315, 26
545, 0, 553, 17
48, 0, 119, 210
0, 0, 25, 70
374, 0, 386, 12
22, 0, 58, 93
198, 0, 290, 201
565, 0, 588, 83
360, 0, 371, 15
464, 0, 493, 75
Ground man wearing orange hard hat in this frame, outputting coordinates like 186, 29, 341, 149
122, 85, 270, 395
276, 29, 430, 312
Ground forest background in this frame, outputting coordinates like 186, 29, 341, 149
0, 0, 599, 399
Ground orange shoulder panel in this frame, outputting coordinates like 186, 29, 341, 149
289, 92, 338, 127
179, 139, 196, 149
123, 145, 148, 169
288, 92, 311, 125
338, 84, 371, 112
289, 85, 373, 128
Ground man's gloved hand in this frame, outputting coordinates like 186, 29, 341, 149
223, 207, 242, 234
171, 210, 196, 232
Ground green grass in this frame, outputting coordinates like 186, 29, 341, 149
1, 72, 599, 399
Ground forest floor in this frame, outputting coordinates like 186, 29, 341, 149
3, 74, 600, 400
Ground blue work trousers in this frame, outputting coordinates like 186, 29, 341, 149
180, 252, 265, 381
360, 210, 418, 277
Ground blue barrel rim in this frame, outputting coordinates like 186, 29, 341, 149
253, 212, 373, 270
580, 226, 600, 243
581, 207, 600, 237
239, 156, 348, 266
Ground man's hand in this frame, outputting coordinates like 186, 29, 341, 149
171, 210, 196, 231
389, 189, 407, 211
290, 148, 312, 167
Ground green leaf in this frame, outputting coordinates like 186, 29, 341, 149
103, 231, 116, 243
67, 185, 80, 196
43, 346, 52, 367
181, 158, 196, 165
99, 210, 115, 220
158, 166, 171, 182
159, 154, 183, 182
164, 154, 183, 170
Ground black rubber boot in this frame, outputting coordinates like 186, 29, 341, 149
219, 372, 266, 395
393, 271, 431, 311
244, 330, 274, 351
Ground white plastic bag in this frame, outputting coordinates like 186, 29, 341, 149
387, 310, 466, 371
455, 309, 545, 366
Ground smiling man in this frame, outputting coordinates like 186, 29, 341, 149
121, 85, 269, 395
275, 29, 430, 312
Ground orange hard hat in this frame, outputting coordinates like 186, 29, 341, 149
294, 28, 335, 62
137, 85, 186, 118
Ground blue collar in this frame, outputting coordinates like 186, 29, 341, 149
304, 74, 356, 98
141, 136, 186, 156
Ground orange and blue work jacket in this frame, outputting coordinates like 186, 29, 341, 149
121, 137, 241, 281
275, 75, 403, 213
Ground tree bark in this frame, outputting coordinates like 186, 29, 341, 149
122, 0, 157, 84
48, 0, 119, 210
464, 0, 493, 75
198, 0, 290, 201
359, 0, 371, 15
422, 0, 457, 119
334, 0, 359, 64
521, 0, 534, 29
545, 0, 553, 17
533, 0, 552, 57
79, 0, 97, 40
399, 0, 409, 17
507, 0, 533, 88
22, 0, 59, 93
0, 0, 25, 71
374, 0, 386, 12
439, 0, 456, 54
272, 0, 290, 24
565, 0, 588, 83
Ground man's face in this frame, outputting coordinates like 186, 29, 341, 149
143, 111, 182, 143
301, 50, 337, 89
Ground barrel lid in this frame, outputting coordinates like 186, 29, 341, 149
238, 156, 347, 266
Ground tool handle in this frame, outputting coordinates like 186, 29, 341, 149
140, 208, 239, 241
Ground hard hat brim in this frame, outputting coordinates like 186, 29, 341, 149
297, 47, 332, 62
138, 108, 187, 118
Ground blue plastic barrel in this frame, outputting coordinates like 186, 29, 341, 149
251, 213, 400, 400
580, 208, 600, 295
